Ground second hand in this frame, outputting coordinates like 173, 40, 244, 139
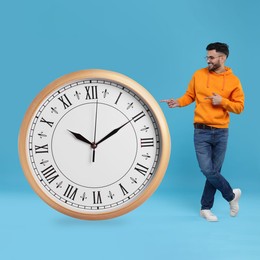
92, 99, 98, 162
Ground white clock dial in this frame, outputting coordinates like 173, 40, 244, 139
19, 70, 170, 220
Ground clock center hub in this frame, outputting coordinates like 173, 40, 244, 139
91, 143, 97, 149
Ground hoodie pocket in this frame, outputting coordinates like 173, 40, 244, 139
195, 102, 229, 125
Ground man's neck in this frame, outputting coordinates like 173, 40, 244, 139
214, 66, 226, 74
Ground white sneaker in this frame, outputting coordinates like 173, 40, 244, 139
229, 189, 241, 217
200, 209, 218, 222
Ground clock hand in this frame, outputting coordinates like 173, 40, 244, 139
68, 130, 92, 146
92, 99, 99, 162
96, 118, 133, 146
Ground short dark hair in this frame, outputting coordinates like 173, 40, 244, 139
206, 42, 229, 58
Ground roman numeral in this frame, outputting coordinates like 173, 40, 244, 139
41, 165, 59, 184
35, 144, 48, 153
132, 111, 145, 122
93, 191, 102, 204
58, 94, 72, 109
119, 183, 128, 196
134, 163, 149, 176
140, 138, 154, 147
115, 92, 122, 104
40, 117, 54, 127
64, 184, 78, 200
85, 86, 98, 100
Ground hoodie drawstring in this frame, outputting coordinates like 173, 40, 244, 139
207, 71, 210, 88
222, 74, 226, 91
206, 71, 226, 91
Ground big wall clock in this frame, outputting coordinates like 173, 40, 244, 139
19, 69, 171, 220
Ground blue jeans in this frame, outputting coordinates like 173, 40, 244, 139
194, 128, 235, 210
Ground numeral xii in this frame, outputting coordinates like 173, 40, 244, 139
85, 86, 98, 100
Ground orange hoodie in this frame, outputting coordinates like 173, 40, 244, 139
177, 67, 244, 128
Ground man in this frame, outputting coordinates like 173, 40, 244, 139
161, 42, 244, 222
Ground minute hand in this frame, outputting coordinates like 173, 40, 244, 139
96, 119, 133, 146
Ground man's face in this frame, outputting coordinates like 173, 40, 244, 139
206, 50, 224, 72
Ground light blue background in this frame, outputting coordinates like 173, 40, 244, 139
1, 0, 260, 259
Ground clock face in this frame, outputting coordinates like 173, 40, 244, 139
19, 70, 170, 220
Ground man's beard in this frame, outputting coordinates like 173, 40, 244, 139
208, 62, 221, 72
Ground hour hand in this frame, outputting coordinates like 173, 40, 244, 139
68, 130, 92, 146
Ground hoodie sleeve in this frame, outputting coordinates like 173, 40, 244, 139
177, 75, 196, 107
221, 80, 244, 114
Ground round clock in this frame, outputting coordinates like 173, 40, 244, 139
19, 69, 171, 220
